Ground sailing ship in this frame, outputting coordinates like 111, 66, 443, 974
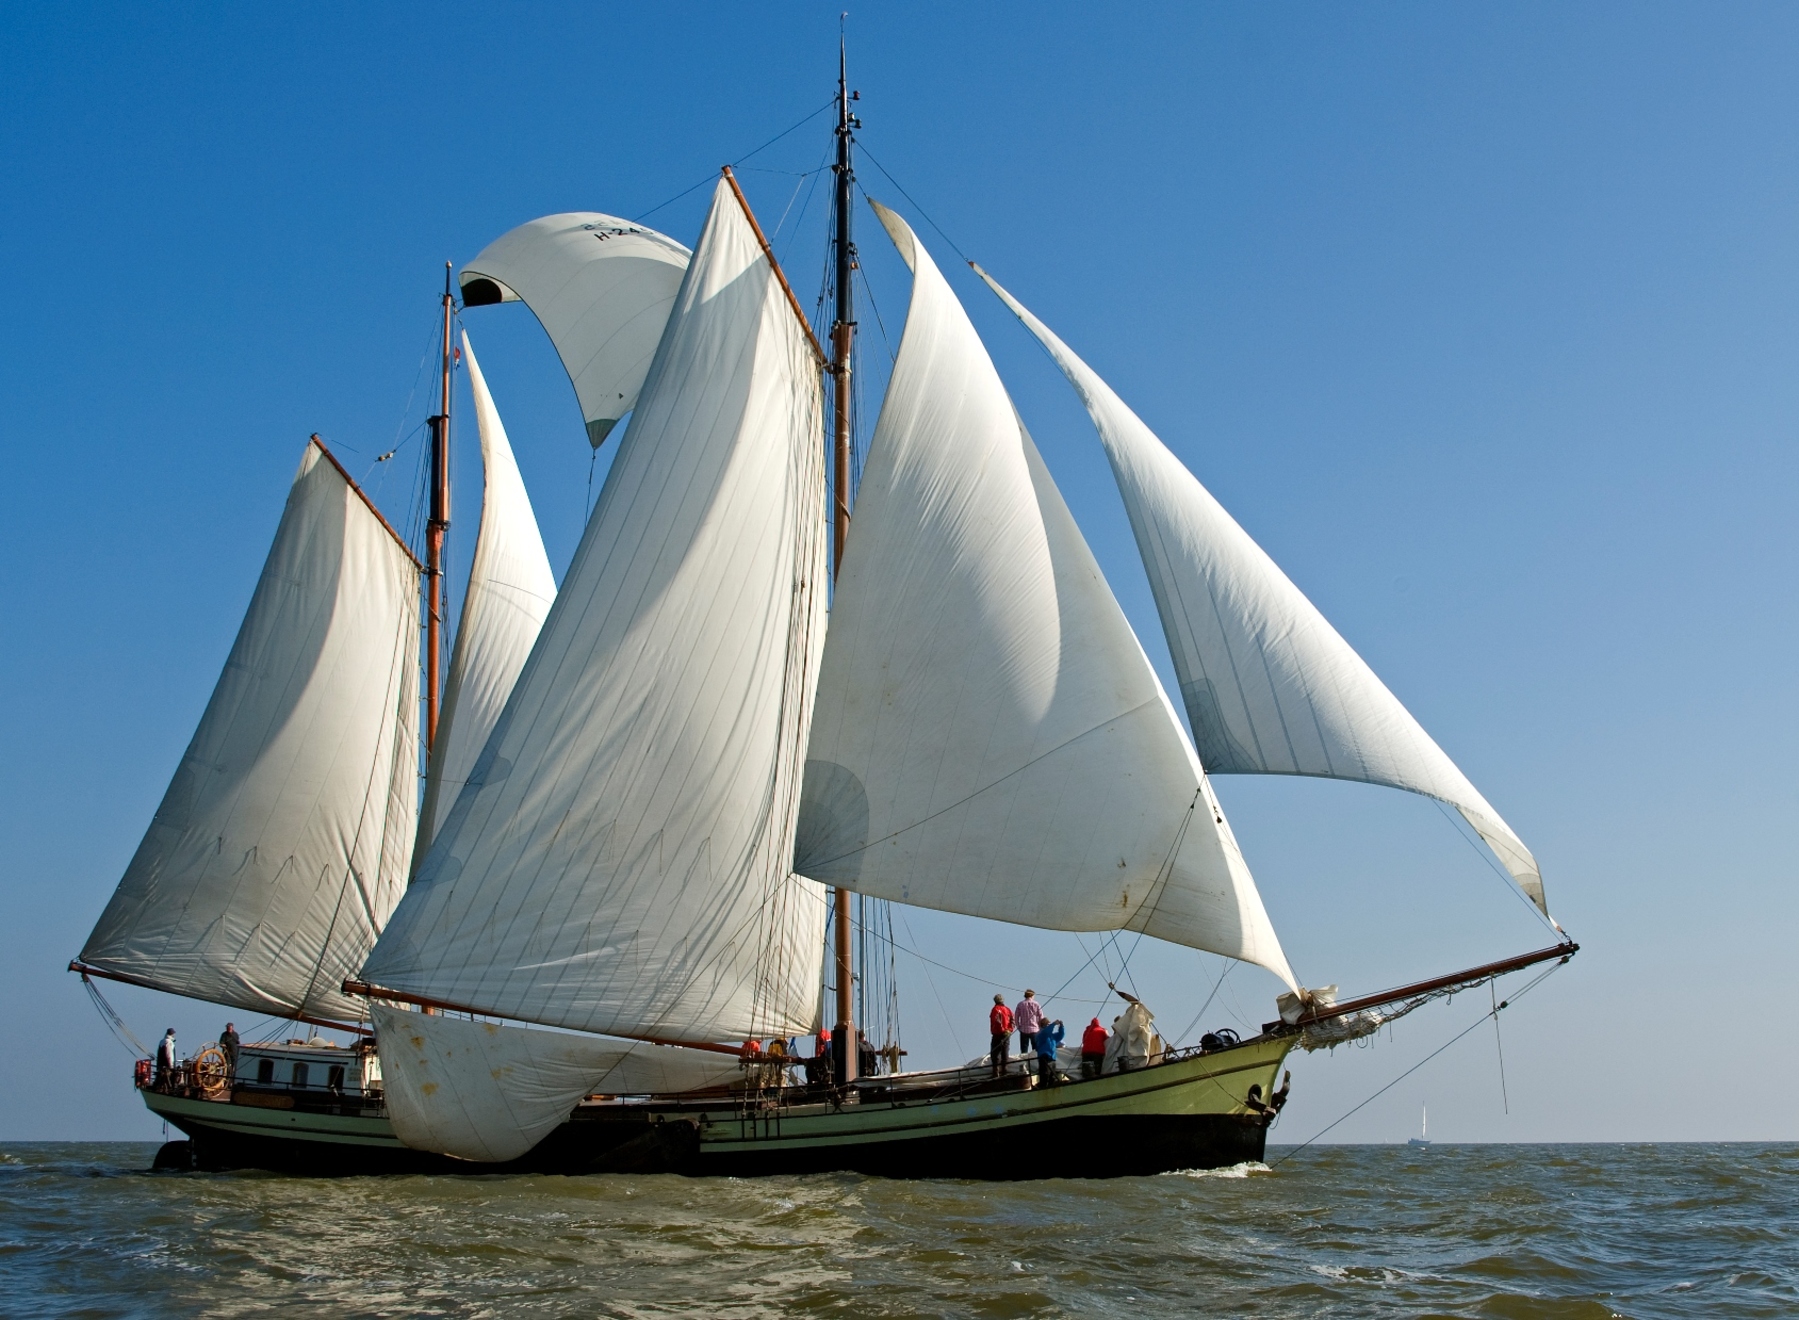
1409, 1104, 1432, 1149
74, 58, 1576, 1178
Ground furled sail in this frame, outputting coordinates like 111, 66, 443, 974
81, 441, 421, 1022
796, 203, 1296, 989
459, 213, 690, 448
363, 177, 831, 1045
974, 269, 1548, 917
371, 1004, 739, 1163
416, 333, 557, 849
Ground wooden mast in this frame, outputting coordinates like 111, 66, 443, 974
829, 38, 859, 1084
424, 263, 453, 752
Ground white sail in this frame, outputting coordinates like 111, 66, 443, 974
975, 270, 1548, 917
362, 178, 831, 1044
796, 204, 1295, 989
459, 213, 690, 448
372, 1004, 739, 1163
417, 333, 557, 849
82, 441, 420, 1022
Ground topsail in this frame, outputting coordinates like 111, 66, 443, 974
362, 178, 831, 1044
416, 333, 557, 848
975, 269, 1547, 916
81, 441, 421, 1022
797, 204, 1295, 989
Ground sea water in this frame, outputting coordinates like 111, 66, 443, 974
1, 1141, 1791, 1318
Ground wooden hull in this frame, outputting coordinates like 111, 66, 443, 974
146, 1034, 1295, 1179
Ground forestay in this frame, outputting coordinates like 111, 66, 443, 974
417, 333, 557, 849
975, 269, 1548, 916
363, 178, 831, 1044
82, 442, 420, 1022
796, 203, 1295, 989
459, 213, 690, 448
372, 1004, 738, 1163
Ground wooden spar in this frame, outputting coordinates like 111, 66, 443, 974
827, 43, 858, 1082
339, 979, 748, 1057
719, 167, 828, 365
70, 960, 374, 1037
307, 436, 423, 571
1281, 941, 1579, 1029
424, 264, 454, 753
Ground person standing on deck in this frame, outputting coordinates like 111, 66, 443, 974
155, 1029, 177, 1085
1015, 990, 1044, 1060
1080, 1017, 1108, 1079
988, 995, 1014, 1077
219, 1023, 239, 1079
1036, 1019, 1065, 1085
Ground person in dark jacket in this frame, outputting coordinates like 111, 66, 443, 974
988, 995, 1014, 1077
219, 1023, 239, 1078
1079, 1017, 1108, 1079
1035, 1019, 1066, 1085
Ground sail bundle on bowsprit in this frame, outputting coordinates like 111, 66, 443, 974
80, 441, 422, 1024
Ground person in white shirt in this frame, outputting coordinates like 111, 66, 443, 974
155, 1029, 177, 1084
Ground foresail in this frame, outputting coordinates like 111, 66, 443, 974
796, 204, 1295, 989
417, 333, 557, 849
975, 269, 1548, 917
363, 178, 830, 1043
372, 1004, 739, 1162
82, 442, 421, 1022
459, 213, 691, 448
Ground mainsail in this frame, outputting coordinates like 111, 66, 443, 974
459, 213, 690, 448
362, 177, 831, 1045
416, 333, 557, 849
81, 441, 421, 1023
796, 203, 1296, 989
974, 269, 1548, 916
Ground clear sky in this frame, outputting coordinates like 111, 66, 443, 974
3, 4, 1793, 1145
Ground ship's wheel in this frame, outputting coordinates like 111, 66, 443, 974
192, 1045, 229, 1098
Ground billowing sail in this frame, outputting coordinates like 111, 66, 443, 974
459, 213, 690, 448
975, 269, 1548, 916
417, 333, 557, 848
82, 441, 420, 1022
363, 177, 831, 1044
796, 203, 1296, 989
372, 1004, 739, 1163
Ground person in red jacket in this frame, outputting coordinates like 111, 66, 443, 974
1080, 1017, 1109, 1079
989, 994, 1015, 1077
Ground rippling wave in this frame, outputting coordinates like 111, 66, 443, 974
1, 1142, 1792, 1317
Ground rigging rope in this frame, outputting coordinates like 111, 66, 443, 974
80, 974, 150, 1058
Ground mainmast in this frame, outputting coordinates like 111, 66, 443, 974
829, 40, 860, 1083
425, 263, 454, 751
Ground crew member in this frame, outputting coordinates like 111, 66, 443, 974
1080, 1017, 1108, 1079
155, 1028, 177, 1085
1035, 1019, 1066, 1085
988, 995, 1014, 1077
1014, 989, 1044, 1060
219, 1022, 239, 1078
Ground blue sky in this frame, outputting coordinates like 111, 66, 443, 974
3, 4, 1793, 1143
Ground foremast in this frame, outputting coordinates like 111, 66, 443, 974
829, 39, 860, 1083
424, 263, 454, 752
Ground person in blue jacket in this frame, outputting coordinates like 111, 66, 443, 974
1035, 1019, 1066, 1085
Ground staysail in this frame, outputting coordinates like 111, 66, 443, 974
416, 333, 557, 849
362, 176, 831, 1046
974, 269, 1548, 916
81, 441, 421, 1022
796, 203, 1295, 989
459, 213, 691, 448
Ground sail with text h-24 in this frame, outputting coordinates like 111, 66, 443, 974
81, 441, 421, 1023
359, 177, 831, 1161
796, 202, 1296, 990
974, 268, 1549, 919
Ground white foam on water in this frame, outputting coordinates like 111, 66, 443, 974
1162, 1161, 1273, 1179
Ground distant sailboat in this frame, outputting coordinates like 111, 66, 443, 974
1409, 1104, 1431, 1148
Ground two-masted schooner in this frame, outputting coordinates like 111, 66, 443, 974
74, 63, 1575, 1177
